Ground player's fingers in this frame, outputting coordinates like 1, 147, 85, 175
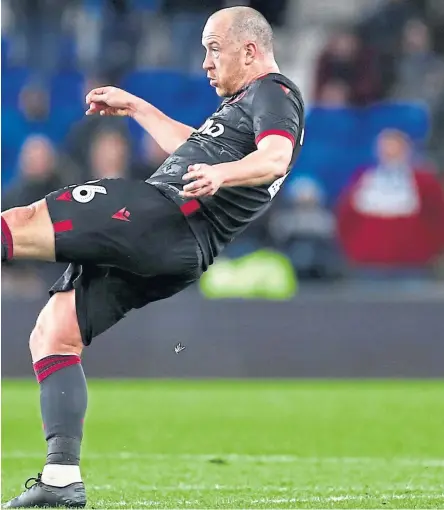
85, 102, 105, 115
183, 166, 200, 180
85, 87, 110, 104
183, 170, 206, 182
96, 107, 128, 117
180, 184, 211, 198
186, 163, 210, 175
86, 91, 109, 106
191, 184, 213, 197
99, 108, 116, 116
183, 178, 207, 192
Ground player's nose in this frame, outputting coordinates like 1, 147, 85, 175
202, 54, 213, 71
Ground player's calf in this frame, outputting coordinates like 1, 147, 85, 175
30, 292, 86, 478
4, 292, 88, 508
1, 199, 56, 263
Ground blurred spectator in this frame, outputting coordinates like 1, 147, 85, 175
7, 0, 70, 80
2, 82, 82, 188
64, 75, 131, 177
89, 129, 131, 179
392, 19, 444, 110
161, 0, 224, 72
99, 0, 141, 81
359, 0, 419, 55
132, 134, 168, 180
391, 18, 444, 168
2, 135, 65, 210
269, 177, 343, 280
317, 79, 351, 107
19, 84, 50, 124
314, 29, 383, 106
337, 129, 444, 274
3, 84, 51, 157
428, 89, 444, 169
2, 135, 68, 298
2, 84, 50, 187
423, 0, 444, 55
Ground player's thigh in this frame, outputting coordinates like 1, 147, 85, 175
51, 263, 199, 346
2, 198, 56, 261
45, 178, 200, 276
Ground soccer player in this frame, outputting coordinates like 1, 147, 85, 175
1, 6, 304, 508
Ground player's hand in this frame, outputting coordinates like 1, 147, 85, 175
85, 86, 137, 117
181, 164, 223, 198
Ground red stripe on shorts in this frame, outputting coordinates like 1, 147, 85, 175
180, 200, 201, 216
53, 220, 73, 233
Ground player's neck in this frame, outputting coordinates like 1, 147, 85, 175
246, 63, 280, 87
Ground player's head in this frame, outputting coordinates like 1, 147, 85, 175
202, 6, 276, 97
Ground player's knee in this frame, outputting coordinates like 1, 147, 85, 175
29, 291, 83, 362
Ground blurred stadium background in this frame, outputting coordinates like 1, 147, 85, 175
2, 0, 444, 377
2, 1, 444, 508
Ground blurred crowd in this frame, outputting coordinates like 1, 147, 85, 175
2, 0, 444, 296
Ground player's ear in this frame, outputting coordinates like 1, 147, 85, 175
244, 42, 257, 65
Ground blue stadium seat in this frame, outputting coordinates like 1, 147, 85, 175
120, 70, 186, 111
306, 107, 362, 146
2, 36, 10, 69
50, 70, 85, 108
2, 67, 30, 107
2, 109, 29, 154
364, 102, 430, 142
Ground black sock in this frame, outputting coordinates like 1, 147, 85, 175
1, 217, 13, 262
33, 355, 87, 466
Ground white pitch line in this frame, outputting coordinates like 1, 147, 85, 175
3, 451, 444, 466
251, 493, 444, 504
90, 483, 444, 493
90, 493, 444, 507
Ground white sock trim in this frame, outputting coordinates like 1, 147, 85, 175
41, 464, 82, 487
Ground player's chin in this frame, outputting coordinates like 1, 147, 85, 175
215, 86, 228, 97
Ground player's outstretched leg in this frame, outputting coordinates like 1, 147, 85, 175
3, 291, 87, 508
1, 199, 56, 263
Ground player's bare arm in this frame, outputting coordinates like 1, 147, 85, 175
85, 86, 195, 154
181, 135, 293, 198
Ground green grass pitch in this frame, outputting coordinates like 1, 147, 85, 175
2, 379, 444, 509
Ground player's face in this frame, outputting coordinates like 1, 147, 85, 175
202, 18, 249, 97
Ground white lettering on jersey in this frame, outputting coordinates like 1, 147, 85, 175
198, 119, 225, 138
267, 128, 303, 199
268, 173, 289, 200
72, 185, 107, 203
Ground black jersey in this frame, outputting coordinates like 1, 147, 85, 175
146, 73, 305, 269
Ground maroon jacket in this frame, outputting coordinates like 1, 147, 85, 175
337, 168, 444, 266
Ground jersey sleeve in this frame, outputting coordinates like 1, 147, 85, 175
252, 79, 302, 148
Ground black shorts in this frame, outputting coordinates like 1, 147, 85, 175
46, 178, 203, 346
